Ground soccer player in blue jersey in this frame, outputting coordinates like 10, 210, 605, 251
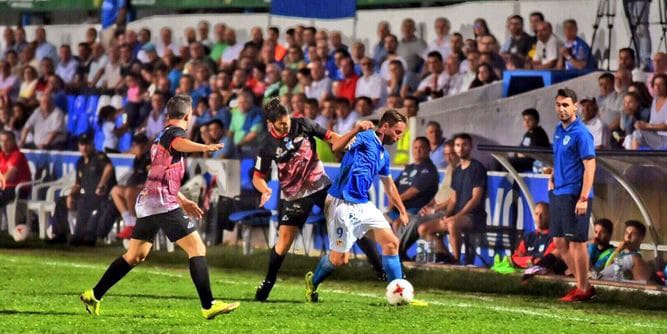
550, 88, 596, 302
304, 109, 410, 303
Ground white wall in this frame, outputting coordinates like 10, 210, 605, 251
4, 0, 663, 70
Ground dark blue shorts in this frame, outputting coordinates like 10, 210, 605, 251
548, 191, 592, 242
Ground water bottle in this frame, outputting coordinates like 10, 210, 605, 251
532, 160, 544, 174
427, 240, 436, 263
415, 240, 428, 264
612, 258, 623, 281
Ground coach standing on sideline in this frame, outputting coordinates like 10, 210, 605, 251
550, 88, 596, 302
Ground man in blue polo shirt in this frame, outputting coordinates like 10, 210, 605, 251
550, 88, 596, 302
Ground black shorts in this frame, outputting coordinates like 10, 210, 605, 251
278, 187, 329, 228
131, 208, 197, 242
549, 191, 592, 242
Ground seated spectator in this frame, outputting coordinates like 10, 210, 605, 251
598, 220, 655, 284
441, 54, 465, 96
0, 60, 18, 104
279, 68, 301, 97
19, 92, 66, 149
332, 97, 359, 134
380, 34, 407, 81
290, 93, 306, 118
588, 218, 615, 273
460, 50, 479, 92
596, 72, 623, 128
144, 92, 167, 139
98, 105, 128, 153
647, 52, 667, 96
229, 90, 263, 157
387, 137, 439, 227
416, 51, 446, 100
386, 93, 403, 109
18, 65, 38, 108
0, 131, 31, 208
580, 98, 609, 149
417, 133, 487, 263
355, 57, 385, 107
477, 35, 506, 76
557, 19, 595, 70
425, 17, 452, 60
511, 202, 557, 270
68, 133, 117, 246
86, 43, 107, 88
531, 21, 560, 70
205, 119, 234, 159
386, 59, 418, 98
500, 15, 531, 59
398, 139, 458, 260
509, 108, 550, 172
615, 92, 651, 148
306, 60, 332, 103
317, 97, 336, 130
425, 121, 447, 168
632, 73, 667, 149
335, 57, 359, 104
393, 96, 418, 165
469, 62, 500, 89
55, 45, 79, 86
112, 133, 151, 239
354, 96, 374, 118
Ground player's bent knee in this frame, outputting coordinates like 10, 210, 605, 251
329, 253, 348, 266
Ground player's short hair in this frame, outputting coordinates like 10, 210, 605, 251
521, 108, 540, 123
556, 88, 578, 103
379, 109, 407, 127
414, 136, 430, 147
166, 94, 192, 120
453, 132, 473, 144
594, 218, 614, 235
264, 98, 289, 123
625, 220, 646, 238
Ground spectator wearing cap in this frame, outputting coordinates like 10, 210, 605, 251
206, 119, 234, 159
0, 130, 31, 209
355, 57, 386, 107
68, 133, 117, 246
112, 132, 151, 239
19, 92, 66, 149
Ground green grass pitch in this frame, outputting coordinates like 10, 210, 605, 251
1, 247, 666, 333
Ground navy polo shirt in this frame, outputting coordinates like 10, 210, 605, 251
552, 117, 595, 196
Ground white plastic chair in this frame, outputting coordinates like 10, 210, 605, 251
4, 175, 46, 236
25, 172, 76, 239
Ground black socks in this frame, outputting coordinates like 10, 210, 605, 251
265, 247, 286, 283
93, 256, 133, 300
189, 256, 214, 309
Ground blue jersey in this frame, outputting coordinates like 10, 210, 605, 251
328, 130, 391, 203
552, 117, 595, 196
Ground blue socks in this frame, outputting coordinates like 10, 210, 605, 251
312, 256, 335, 288
382, 255, 403, 281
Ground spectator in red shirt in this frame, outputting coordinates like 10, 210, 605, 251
511, 202, 566, 275
335, 57, 359, 104
0, 130, 31, 207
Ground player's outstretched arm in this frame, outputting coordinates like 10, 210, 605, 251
171, 137, 224, 153
381, 175, 408, 226
331, 121, 375, 153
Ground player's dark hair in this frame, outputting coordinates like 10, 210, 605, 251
594, 218, 614, 235
556, 87, 578, 103
264, 98, 289, 123
521, 108, 540, 123
453, 132, 473, 144
414, 136, 430, 147
379, 109, 408, 127
625, 220, 646, 238
166, 94, 192, 120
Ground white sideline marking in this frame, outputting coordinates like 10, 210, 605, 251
6, 256, 184, 278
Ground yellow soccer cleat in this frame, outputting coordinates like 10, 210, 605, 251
305, 271, 319, 303
409, 299, 429, 307
80, 289, 101, 316
202, 300, 240, 320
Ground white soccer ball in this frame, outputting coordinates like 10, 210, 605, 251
13, 224, 30, 242
385, 279, 414, 305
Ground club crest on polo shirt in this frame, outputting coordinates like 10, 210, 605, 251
563, 135, 571, 146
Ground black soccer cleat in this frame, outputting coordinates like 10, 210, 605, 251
254, 280, 275, 302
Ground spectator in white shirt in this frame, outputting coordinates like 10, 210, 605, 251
143, 92, 167, 140
156, 27, 180, 57
306, 60, 332, 102
19, 92, 66, 149
220, 29, 244, 68
425, 17, 452, 60
460, 50, 479, 92
55, 45, 79, 85
441, 54, 465, 97
416, 51, 446, 100
531, 21, 561, 70
355, 57, 386, 107
581, 98, 608, 149
333, 97, 360, 134
380, 34, 407, 81
87, 43, 108, 88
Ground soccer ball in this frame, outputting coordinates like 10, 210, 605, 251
385, 279, 414, 305
13, 224, 30, 242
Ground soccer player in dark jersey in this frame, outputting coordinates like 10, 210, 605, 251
80, 95, 240, 319
253, 98, 382, 301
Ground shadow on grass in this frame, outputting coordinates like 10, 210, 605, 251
0, 309, 81, 316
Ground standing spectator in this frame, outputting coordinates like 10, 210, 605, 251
55, 45, 79, 85
335, 57, 359, 104
100, 0, 130, 47
112, 133, 151, 239
397, 19, 427, 73
229, 91, 263, 157
332, 97, 359, 134
631, 73, 667, 149
425, 17, 452, 60
68, 133, 117, 246
588, 218, 615, 273
355, 57, 385, 107
500, 15, 531, 59
98, 105, 128, 153
19, 92, 66, 149
306, 60, 332, 102
581, 98, 609, 149
34, 27, 58, 63
425, 121, 447, 168
418, 133, 487, 264
0, 131, 31, 209
557, 19, 595, 70
531, 21, 561, 70
372, 21, 391, 70
550, 88, 596, 302
416, 51, 446, 100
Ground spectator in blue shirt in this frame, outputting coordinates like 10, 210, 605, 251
588, 218, 615, 273
558, 19, 595, 71
425, 121, 447, 168
205, 119, 233, 159
373, 21, 391, 72
34, 27, 58, 63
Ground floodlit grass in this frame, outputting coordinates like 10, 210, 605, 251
0, 247, 666, 333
